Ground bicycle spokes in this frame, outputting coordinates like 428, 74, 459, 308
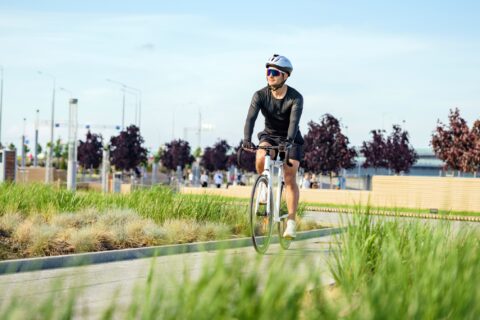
250, 175, 273, 253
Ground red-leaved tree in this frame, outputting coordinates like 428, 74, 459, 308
160, 139, 195, 171
201, 139, 231, 172
303, 114, 356, 186
470, 120, 480, 175
77, 131, 103, 171
361, 129, 388, 171
109, 125, 147, 174
431, 108, 476, 175
386, 125, 418, 174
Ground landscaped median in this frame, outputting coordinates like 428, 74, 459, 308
0, 183, 326, 261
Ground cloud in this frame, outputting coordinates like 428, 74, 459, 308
138, 43, 155, 52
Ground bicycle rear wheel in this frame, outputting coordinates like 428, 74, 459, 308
277, 182, 292, 250
250, 175, 273, 254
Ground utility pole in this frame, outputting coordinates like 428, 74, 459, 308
21, 117, 26, 168
183, 109, 214, 149
38, 71, 56, 184
34, 109, 39, 166
106, 79, 141, 130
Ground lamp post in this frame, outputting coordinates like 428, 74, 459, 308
38, 71, 56, 183
106, 78, 127, 130
34, 109, 39, 166
127, 87, 142, 128
21, 117, 26, 168
67, 98, 78, 191
59, 87, 73, 98
106, 79, 142, 129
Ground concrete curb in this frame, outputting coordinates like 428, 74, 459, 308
306, 206, 480, 222
0, 227, 344, 275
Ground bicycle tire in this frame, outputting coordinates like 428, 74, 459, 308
277, 182, 292, 250
250, 175, 273, 254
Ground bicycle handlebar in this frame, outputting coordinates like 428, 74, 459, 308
237, 144, 293, 167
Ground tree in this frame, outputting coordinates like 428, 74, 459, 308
22, 144, 30, 156
361, 129, 388, 171
110, 125, 147, 174
36, 143, 42, 156
52, 139, 68, 169
193, 147, 202, 158
160, 139, 195, 171
386, 125, 418, 174
77, 131, 103, 171
431, 108, 473, 175
153, 147, 163, 163
470, 120, 480, 176
457, 119, 480, 175
303, 114, 357, 186
200, 139, 231, 172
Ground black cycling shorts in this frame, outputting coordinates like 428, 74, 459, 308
257, 131, 304, 162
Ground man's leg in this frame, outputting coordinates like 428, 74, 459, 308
283, 159, 300, 220
255, 141, 274, 174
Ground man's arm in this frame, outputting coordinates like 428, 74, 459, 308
287, 95, 303, 142
243, 92, 262, 142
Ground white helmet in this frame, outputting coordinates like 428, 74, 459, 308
266, 54, 293, 75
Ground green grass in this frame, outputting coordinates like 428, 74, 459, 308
0, 183, 249, 225
329, 214, 480, 319
0, 184, 319, 259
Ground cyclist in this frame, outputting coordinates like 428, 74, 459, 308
242, 54, 304, 239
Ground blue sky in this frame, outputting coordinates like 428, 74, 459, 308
0, 0, 479, 154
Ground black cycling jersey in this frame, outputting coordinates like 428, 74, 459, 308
243, 86, 304, 144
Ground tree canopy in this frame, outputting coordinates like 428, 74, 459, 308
109, 125, 147, 173
77, 131, 103, 170
431, 108, 480, 174
303, 114, 356, 175
160, 139, 194, 171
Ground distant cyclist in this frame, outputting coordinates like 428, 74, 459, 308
242, 54, 304, 239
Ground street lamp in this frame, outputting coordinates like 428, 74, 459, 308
37, 71, 56, 183
106, 78, 127, 130
21, 117, 26, 168
106, 78, 142, 129
34, 109, 39, 166
59, 87, 73, 98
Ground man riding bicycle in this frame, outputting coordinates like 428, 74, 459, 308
242, 54, 304, 239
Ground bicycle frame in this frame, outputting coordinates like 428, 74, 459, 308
262, 152, 287, 223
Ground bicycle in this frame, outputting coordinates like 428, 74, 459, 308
238, 143, 293, 254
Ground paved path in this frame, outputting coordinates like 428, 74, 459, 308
304, 211, 480, 232
0, 235, 337, 318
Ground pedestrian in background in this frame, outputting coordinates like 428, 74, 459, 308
214, 170, 223, 188
200, 171, 209, 188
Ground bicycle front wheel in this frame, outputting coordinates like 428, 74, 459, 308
250, 175, 273, 254
277, 182, 292, 250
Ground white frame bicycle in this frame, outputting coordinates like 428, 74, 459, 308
240, 144, 293, 254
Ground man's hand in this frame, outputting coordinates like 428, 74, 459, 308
242, 140, 256, 152
279, 139, 293, 152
